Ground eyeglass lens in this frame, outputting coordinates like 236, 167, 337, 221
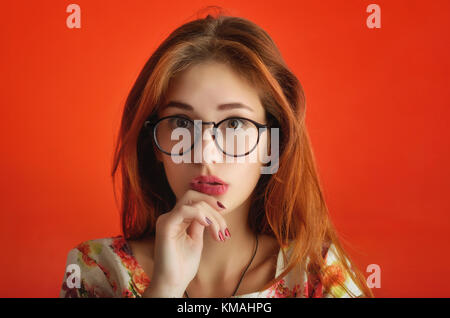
154, 117, 260, 156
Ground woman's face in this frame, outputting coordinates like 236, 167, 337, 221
155, 61, 269, 213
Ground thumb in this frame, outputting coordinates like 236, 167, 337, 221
187, 219, 206, 243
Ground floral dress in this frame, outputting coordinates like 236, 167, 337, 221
59, 235, 364, 298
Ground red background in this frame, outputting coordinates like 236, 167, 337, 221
1, 0, 449, 297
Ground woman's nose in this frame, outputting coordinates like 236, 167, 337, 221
193, 126, 223, 164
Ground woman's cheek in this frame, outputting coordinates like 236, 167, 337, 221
230, 163, 261, 195
162, 160, 187, 199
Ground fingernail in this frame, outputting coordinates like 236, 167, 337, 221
217, 201, 226, 209
205, 217, 212, 225
218, 231, 225, 242
224, 228, 231, 238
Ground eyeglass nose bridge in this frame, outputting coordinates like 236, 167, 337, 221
197, 121, 219, 128
194, 121, 219, 140
200, 121, 217, 126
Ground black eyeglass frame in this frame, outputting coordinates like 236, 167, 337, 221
143, 115, 269, 157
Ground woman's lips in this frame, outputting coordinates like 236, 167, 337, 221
189, 182, 229, 195
189, 175, 229, 195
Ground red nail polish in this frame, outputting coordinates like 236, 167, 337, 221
224, 228, 231, 238
217, 201, 225, 209
218, 231, 224, 241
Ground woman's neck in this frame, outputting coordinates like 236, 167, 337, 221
189, 199, 257, 292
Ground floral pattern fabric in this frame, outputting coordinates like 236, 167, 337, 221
59, 235, 364, 298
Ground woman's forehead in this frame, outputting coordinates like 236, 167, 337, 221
162, 62, 264, 116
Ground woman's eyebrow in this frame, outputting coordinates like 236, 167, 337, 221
163, 101, 254, 112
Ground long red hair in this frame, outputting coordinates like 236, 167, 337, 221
111, 8, 373, 298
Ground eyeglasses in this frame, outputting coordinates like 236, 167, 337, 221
143, 115, 269, 157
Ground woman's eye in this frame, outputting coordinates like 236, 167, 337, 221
227, 119, 243, 129
175, 118, 190, 128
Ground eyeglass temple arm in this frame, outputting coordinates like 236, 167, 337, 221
144, 120, 154, 129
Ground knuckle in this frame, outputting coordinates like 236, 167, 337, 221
179, 204, 190, 212
216, 213, 227, 228
155, 213, 168, 228
186, 189, 197, 197
198, 201, 210, 210
192, 201, 206, 212
218, 219, 227, 230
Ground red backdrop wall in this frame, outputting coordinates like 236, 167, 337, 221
1, 0, 449, 297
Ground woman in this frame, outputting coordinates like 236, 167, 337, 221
60, 12, 373, 298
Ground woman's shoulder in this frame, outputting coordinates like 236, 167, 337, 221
70, 234, 126, 252
319, 243, 366, 298
265, 241, 365, 298
297, 242, 366, 298
61, 235, 149, 297
67, 235, 132, 269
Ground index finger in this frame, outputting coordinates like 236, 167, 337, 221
178, 189, 227, 212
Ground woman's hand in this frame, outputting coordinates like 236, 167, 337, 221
143, 189, 230, 297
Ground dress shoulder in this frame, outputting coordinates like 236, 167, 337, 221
59, 237, 116, 297
319, 243, 365, 298
268, 241, 366, 298
59, 235, 149, 298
